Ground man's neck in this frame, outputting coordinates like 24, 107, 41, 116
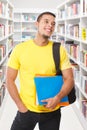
33, 37, 49, 46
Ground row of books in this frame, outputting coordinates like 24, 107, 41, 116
0, 24, 13, 39
0, 44, 6, 61
21, 14, 37, 22
65, 41, 80, 60
58, 1, 87, 18
8, 6, 13, 19
0, 1, 6, 17
80, 75, 87, 94
82, 100, 87, 121
57, 23, 80, 39
58, 24, 87, 42
75, 87, 80, 102
72, 63, 87, 95
51, 34, 56, 41
81, 27, 87, 41
0, 24, 5, 39
66, 2, 80, 17
0, 1, 13, 18
0, 63, 6, 83
22, 34, 35, 41
0, 60, 6, 106
58, 9, 65, 19
66, 24, 79, 38
8, 24, 13, 35
0, 82, 6, 106
8, 38, 14, 50
57, 40, 87, 68
57, 24, 65, 34
57, 36, 65, 45
72, 63, 80, 83
80, 50, 87, 67
22, 25, 37, 32
83, 0, 87, 14
58, 1, 80, 19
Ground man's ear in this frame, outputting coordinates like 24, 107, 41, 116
35, 21, 38, 28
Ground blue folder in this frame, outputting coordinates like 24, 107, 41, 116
34, 75, 68, 105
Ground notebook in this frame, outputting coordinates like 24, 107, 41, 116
34, 75, 68, 105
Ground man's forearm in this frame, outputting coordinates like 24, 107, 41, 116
56, 77, 74, 101
6, 81, 28, 112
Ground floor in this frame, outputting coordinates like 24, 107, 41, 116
0, 93, 84, 130
0, 78, 85, 130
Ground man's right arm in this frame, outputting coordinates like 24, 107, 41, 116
6, 67, 28, 113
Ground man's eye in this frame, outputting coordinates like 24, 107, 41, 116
52, 23, 55, 26
45, 20, 48, 23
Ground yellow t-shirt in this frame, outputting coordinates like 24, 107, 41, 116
7, 39, 71, 113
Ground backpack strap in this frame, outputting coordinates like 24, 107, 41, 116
52, 42, 62, 75
52, 42, 76, 105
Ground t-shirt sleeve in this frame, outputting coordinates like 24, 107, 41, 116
7, 46, 20, 70
60, 45, 71, 70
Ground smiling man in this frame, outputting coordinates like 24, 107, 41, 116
6, 11, 74, 130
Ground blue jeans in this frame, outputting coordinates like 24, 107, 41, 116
11, 108, 61, 130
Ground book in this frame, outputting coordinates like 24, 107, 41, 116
82, 100, 87, 120
34, 75, 69, 106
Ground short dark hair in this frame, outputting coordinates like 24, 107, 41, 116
37, 11, 56, 22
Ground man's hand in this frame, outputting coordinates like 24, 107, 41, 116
17, 103, 28, 113
41, 96, 60, 110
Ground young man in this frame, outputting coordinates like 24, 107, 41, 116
6, 12, 74, 130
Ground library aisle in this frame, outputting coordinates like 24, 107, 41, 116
0, 94, 84, 130
0, 78, 84, 130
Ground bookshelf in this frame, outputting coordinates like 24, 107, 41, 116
13, 9, 41, 44
13, 8, 56, 45
56, 0, 87, 129
0, 0, 14, 110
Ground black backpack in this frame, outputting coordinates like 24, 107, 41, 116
53, 42, 76, 106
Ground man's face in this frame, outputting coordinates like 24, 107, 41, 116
36, 14, 55, 38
